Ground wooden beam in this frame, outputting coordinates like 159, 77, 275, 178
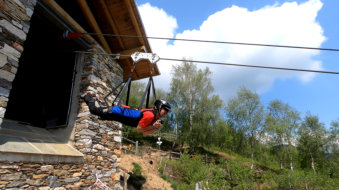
98, 0, 125, 50
76, 0, 112, 53
124, 0, 152, 53
122, 0, 143, 45
43, 0, 96, 44
118, 46, 145, 59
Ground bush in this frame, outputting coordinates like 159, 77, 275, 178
160, 153, 210, 189
219, 158, 255, 189
164, 154, 253, 189
132, 162, 142, 176
161, 174, 179, 190
206, 165, 231, 189
276, 170, 339, 189
174, 154, 209, 184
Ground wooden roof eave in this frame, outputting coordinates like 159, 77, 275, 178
41, 0, 160, 81
97, 0, 126, 50
121, 0, 161, 79
128, 0, 161, 77
42, 0, 96, 45
123, 0, 152, 53
76, 0, 112, 54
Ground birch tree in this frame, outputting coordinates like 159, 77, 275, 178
226, 87, 264, 170
266, 100, 300, 170
328, 119, 339, 178
169, 60, 214, 148
298, 113, 327, 174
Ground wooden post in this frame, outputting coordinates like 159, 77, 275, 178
135, 141, 138, 155
195, 182, 202, 190
123, 172, 130, 190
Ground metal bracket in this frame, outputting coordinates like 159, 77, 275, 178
112, 54, 120, 60
131, 52, 160, 64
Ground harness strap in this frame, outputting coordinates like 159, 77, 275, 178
104, 52, 159, 109
104, 62, 137, 107
139, 75, 156, 109
139, 60, 157, 109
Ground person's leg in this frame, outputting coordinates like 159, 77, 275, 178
82, 93, 140, 126
83, 93, 107, 116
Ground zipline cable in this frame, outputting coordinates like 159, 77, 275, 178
161, 57, 339, 75
65, 32, 339, 52
72, 51, 339, 75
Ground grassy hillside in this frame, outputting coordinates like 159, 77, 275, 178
157, 146, 338, 189
122, 129, 338, 189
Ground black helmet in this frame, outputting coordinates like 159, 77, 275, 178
154, 99, 171, 112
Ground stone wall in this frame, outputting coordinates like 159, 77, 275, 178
0, 0, 35, 124
0, 48, 126, 189
0, 0, 127, 189
0, 162, 120, 189
74, 49, 126, 189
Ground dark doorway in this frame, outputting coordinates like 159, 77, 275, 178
5, 10, 79, 128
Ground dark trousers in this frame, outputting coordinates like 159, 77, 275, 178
84, 95, 140, 127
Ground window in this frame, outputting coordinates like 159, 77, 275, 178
5, 9, 78, 129
0, 4, 85, 163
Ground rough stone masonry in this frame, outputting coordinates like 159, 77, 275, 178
0, 0, 127, 189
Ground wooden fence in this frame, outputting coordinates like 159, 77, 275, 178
149, 132, 177, 141
121, 137, 181, 160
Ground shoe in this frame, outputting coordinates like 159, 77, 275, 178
83, 93, 96, 104
83, 93, 107, 109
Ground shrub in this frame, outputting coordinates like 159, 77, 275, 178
175, 154, 208, 184
276, 170, 339, 189
206, 165, 231, 189
132, 162, 142, 176
219, 158, 255, 189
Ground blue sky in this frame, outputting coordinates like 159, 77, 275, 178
135, 0, 339, 129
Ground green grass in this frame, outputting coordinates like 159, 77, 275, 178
132, 162, 142, 176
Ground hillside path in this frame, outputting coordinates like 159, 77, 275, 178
120, 154, 173, 190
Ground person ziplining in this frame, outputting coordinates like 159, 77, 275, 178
81, 52, 171, 136
83, 94, 171, 136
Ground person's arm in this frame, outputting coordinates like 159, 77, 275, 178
137, 120, 162, 136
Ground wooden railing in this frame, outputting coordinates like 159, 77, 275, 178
121, 137, 181, 160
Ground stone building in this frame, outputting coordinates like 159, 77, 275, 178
0, 0, 159, 189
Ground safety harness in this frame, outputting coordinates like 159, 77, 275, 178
64, 31, 161, 127
104, 52, 160, 110
102, 52, 160, 127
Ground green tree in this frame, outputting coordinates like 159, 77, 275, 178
266, 100, 300, 170
213, 119, 233, 150
328, 119, 339, 178
193, 94, 223, 147
226, 87, 264, 169
169, 60, 219, 148
297, 113, 328, 174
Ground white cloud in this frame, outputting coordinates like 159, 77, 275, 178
138, 3, 177, 52
137, 0, 326, 101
